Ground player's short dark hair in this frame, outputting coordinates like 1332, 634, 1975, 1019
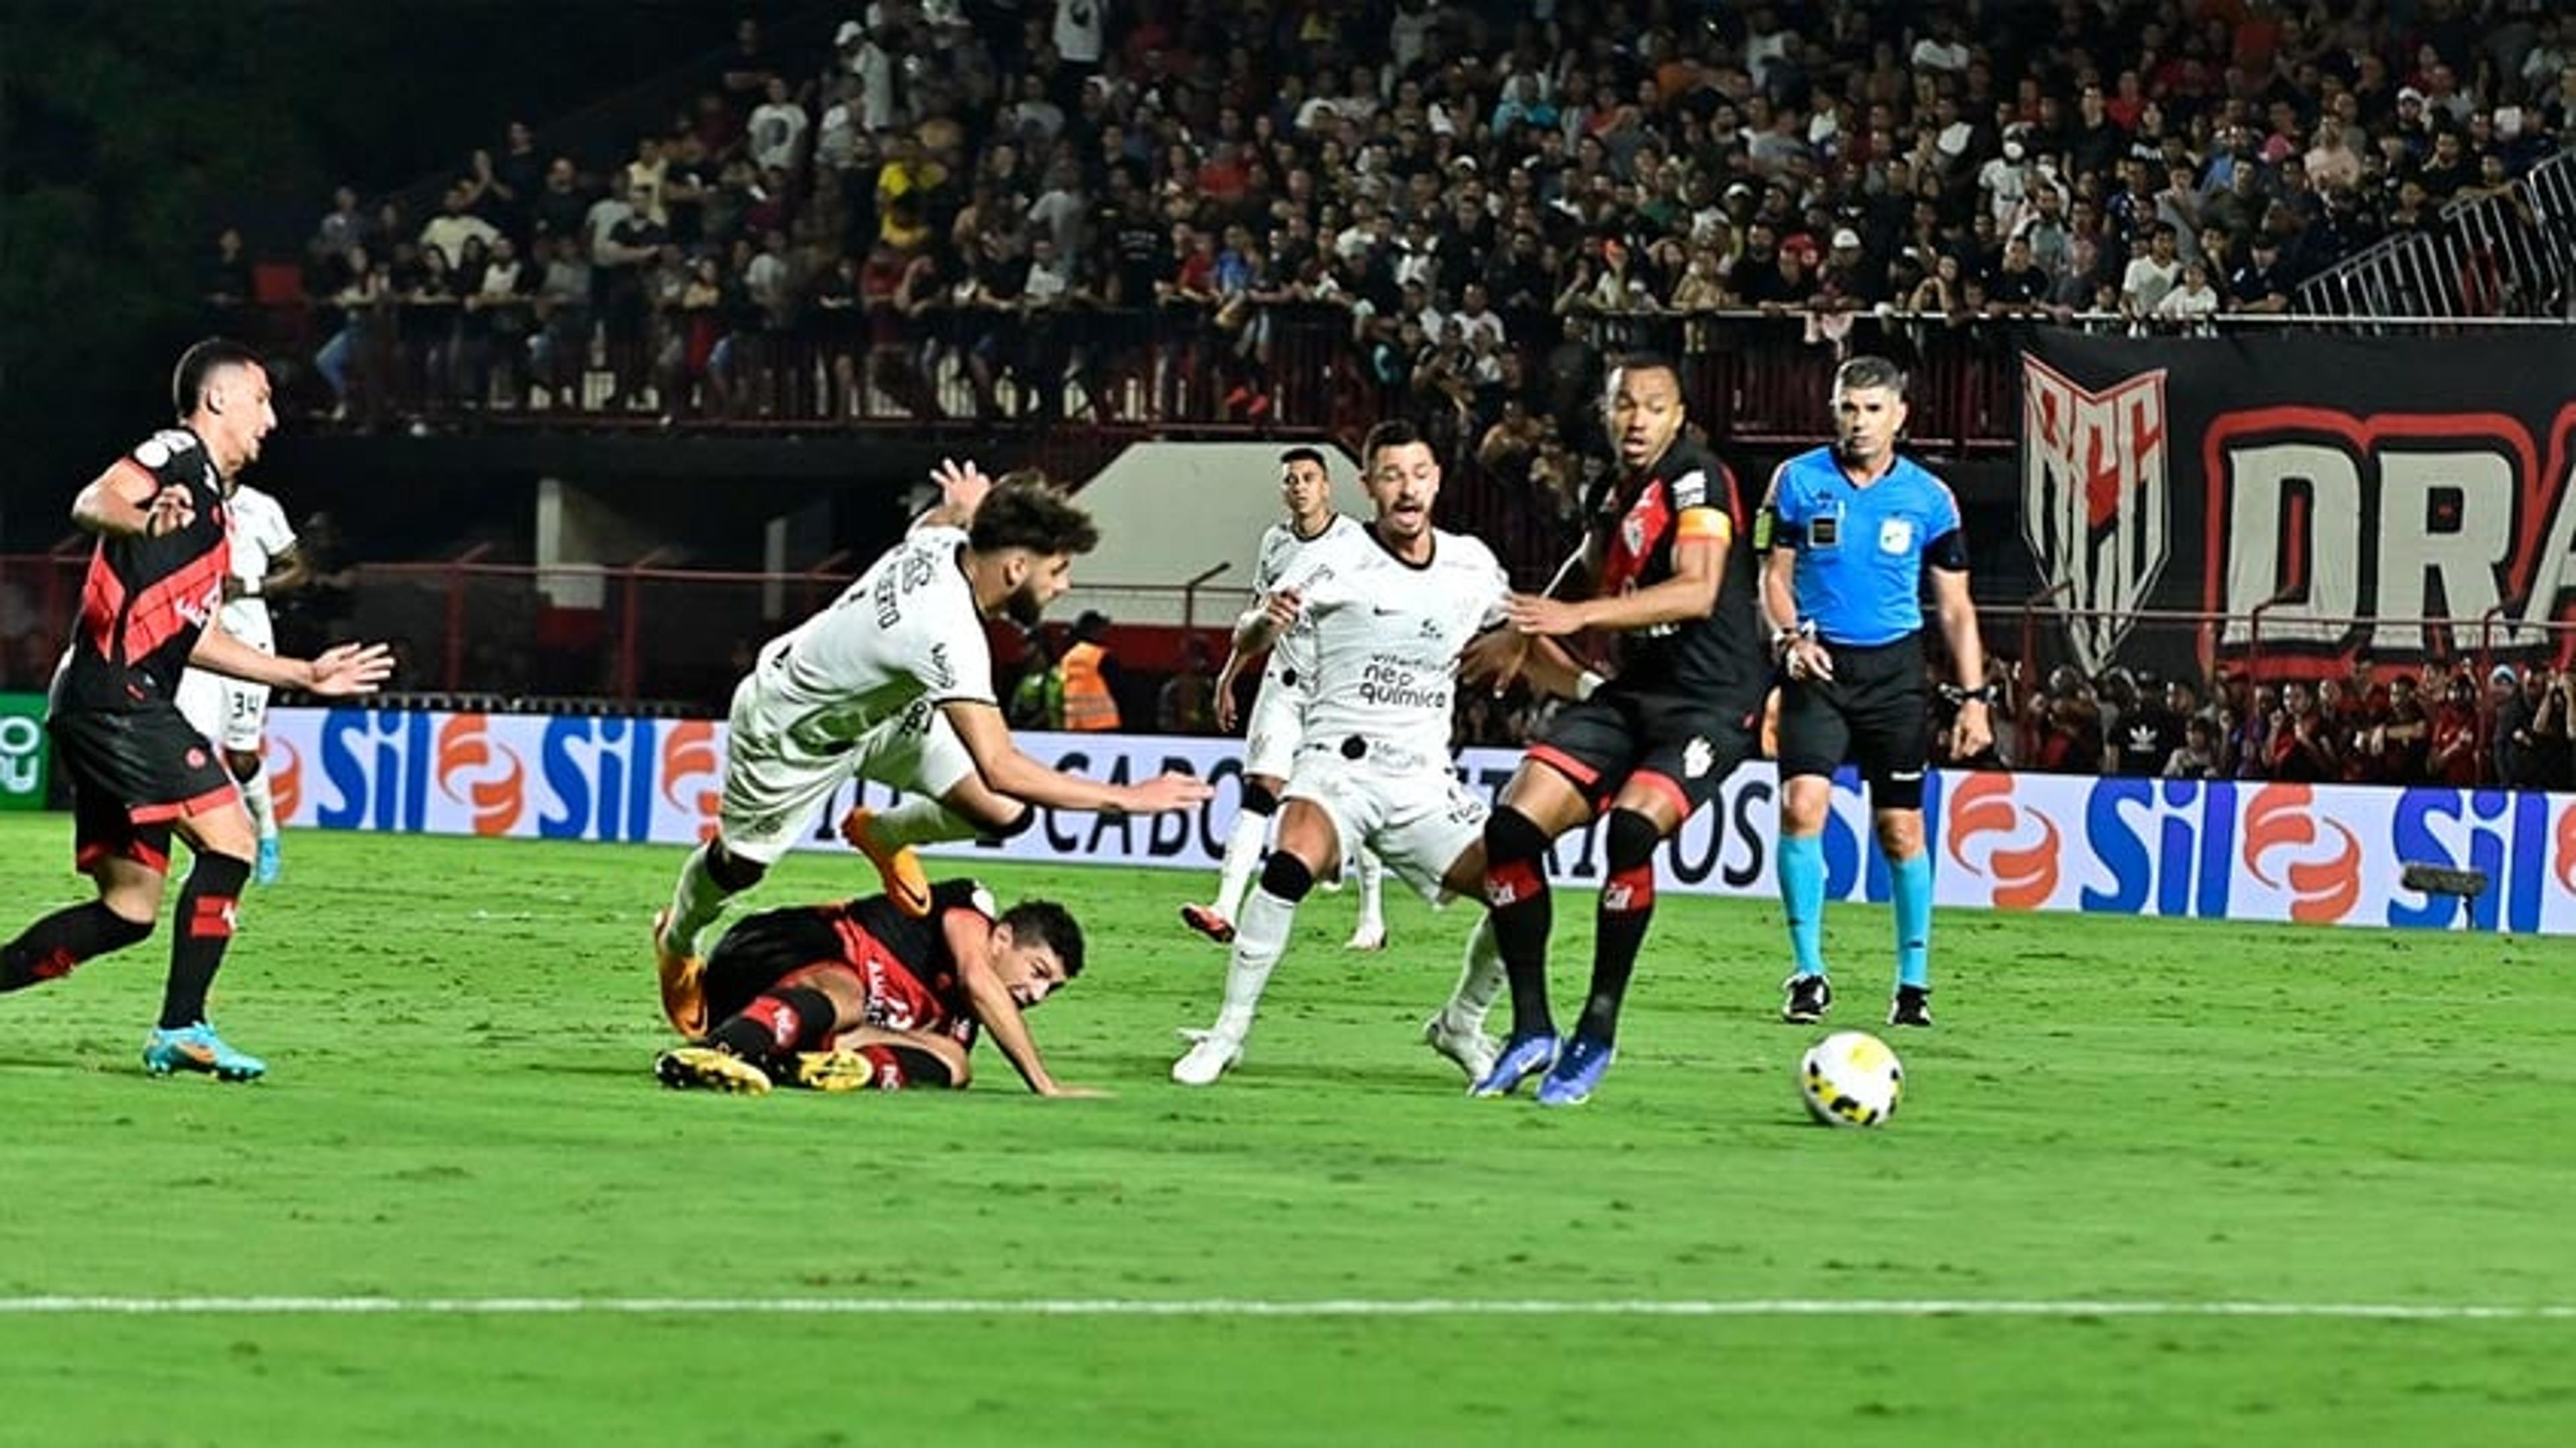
1609, 351, 1682, 386
1833, 355, 1909, 399
1360, 419, 1431, 470
971, 472, 1099, 557
1000, 899, 1085, 979
173, 338, 264, 419
1279, 446, 1328, 471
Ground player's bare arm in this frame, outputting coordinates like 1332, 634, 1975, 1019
227, 542, 311, 604
941, 699, 1212, 815
190, 627, 394, 697
1230, 586, 1302, 659
1482, 630, 1599, 701
1507, 520, 1725, 637
72, 461, 185, 539
1930, 566, 1993, 758
939, 907, 1097, 1098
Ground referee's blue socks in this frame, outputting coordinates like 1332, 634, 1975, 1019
1778, 832, 1827, 978
1889, 851, 1933, 990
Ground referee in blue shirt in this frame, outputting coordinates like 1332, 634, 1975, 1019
1760, 356, 1993, 1028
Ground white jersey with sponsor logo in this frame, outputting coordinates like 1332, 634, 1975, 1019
1280, 524, 1508, 770
747, 524, 996, 756
216, 483, 297, 649
1251, 512, 1366, 687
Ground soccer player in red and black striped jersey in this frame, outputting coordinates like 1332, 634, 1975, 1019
655, 878, 1094, 1096
1460, 354, 1770, 1105
0, 339, 392, 1080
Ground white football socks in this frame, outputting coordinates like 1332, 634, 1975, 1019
1210, 804, 1272, 921
239, 768, 278, 840
1212, 884, 1298, 1041
1352, 847, 1387, 932
1442, 915, 1505, 1035
863, 794, 979, 849
665, 843, 734, 958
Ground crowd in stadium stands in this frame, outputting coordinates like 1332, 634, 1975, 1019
1999, 656, 2576, 788
199, 0, 2576, 787
248, 0, 2574, 436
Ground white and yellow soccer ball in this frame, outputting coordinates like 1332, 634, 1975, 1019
1799, 1031, 1904, 1128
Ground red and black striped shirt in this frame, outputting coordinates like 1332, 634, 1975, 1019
54, 428, 231, 715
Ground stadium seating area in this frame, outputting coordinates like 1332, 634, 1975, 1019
250, 0, 2575, 437
169, 0, 2576, 785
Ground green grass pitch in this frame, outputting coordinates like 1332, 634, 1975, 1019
2, 814, 2572, 1445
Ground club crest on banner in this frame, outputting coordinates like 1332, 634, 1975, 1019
2021, 354, 2169, 674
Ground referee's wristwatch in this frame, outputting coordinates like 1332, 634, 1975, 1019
1769, 619, 1815, 664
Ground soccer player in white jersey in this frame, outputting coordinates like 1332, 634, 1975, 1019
1181, 447, 1391, 953
655, 464, 1210, 1049
1172, 421, 1599, 1088
174, 480, 308, 886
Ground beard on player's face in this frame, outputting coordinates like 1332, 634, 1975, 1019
1004, 582, 1048, 628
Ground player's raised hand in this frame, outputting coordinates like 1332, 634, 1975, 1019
1459, 626, 1531, 692
144, 485, 197, 538
307, 641, 396, 697
1505, 592, 1588, 637
930, 456, 994, 515
1122, 771, 1216, 815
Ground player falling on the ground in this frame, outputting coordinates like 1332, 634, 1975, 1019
657, 878, 1092, 1096
1181, 446, 1391, 953
655, 463, 1208, 1038
173, 478, 308, 886
1462, 353, 1769, 1106
1764, 355, 1992, 1029
1171, 420, 1595, 1088
0, 339, 393, 1080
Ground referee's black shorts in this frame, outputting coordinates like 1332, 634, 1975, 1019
47, 704, 237, 876
1526, 684, 1756, 821
1777, 634, 1932, 809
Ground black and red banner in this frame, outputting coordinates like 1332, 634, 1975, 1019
2019, 328, 2576, 678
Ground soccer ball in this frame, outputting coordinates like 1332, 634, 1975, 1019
1798, 1031, 1904, 1128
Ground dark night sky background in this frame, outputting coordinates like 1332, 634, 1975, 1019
1, 1, 796, 544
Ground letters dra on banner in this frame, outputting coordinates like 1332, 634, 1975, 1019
2019, 329, 2576, 680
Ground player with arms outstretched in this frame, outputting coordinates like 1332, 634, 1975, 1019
0, 340, 393, 1079
1181, 446, 1390, 952
655, 465, 1208, 1037
174, 478, 307, 884
1171, 421, 1595, 1087
1464, 353, 1770, 1106
1764, 356, 1992, 1029
657, 879, 1092, 1096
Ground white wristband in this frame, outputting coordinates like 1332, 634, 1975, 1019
1574, 670, 1605, 702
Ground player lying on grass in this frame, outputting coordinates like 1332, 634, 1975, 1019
655, 878, 1093, 1097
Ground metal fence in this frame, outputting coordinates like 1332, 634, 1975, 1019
2296, 150, 2576, 321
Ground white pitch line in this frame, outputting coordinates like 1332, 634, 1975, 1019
1, 1298, 2571, 1321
